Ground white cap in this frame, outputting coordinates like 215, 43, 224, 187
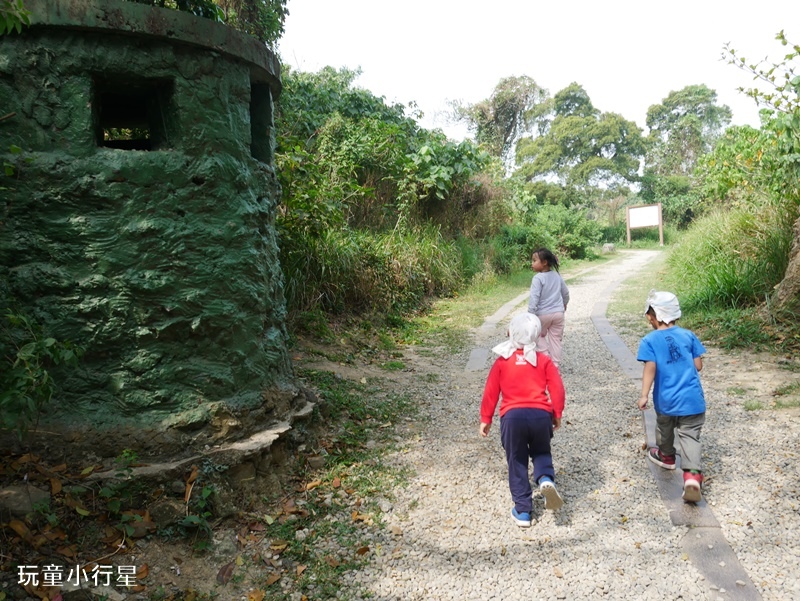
644, 289, 681, 323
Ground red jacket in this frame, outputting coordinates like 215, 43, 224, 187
480, 351, 565, 424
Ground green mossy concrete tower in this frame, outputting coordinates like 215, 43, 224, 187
0, 0, 304, 457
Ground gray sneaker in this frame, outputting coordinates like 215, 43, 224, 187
540, 479, 564, 510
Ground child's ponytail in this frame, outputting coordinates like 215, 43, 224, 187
533, 248, 560, 272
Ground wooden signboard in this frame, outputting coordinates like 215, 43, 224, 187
626, 203, 663, 246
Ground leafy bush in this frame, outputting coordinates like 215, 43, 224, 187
121, 0, 287, 45
276, 66, 501, 319
0, 311, 81, 436
529, 204, 601, 259
1, 0, 30, 35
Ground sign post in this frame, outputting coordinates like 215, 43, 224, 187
626, 203, 663, 246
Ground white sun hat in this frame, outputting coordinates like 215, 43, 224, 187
644, 289, 682, 323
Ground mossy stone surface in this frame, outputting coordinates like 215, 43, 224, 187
0, 0, 295, 452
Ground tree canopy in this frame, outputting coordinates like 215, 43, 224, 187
453, 75, 548, 163
515, 83, 646, 188
645, 84, 732, 176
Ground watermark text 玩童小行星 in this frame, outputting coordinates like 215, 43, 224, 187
18, 564, 139, 588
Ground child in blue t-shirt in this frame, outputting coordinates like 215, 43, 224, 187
636, 290, 707, 503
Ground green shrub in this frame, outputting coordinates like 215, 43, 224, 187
0, 311, 81, 436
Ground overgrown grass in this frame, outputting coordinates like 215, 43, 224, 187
282, 225, 464, 321
664, 205, 800, 353
668, 206, 792, 311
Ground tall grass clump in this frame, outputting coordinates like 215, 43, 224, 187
281, 225, 463, 323
668, 204, 794, 312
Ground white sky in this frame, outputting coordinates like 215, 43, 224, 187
277, 0, 800, 141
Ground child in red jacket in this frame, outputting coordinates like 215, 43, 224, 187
480, 312, 566, 527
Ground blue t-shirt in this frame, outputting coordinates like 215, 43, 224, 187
637, 326, 706, 416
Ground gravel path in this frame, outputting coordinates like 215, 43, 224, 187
343, 250, 800, 601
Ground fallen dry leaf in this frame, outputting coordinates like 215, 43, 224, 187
50, 479, 62, 495
265, 573, 281, 586
296, 564, 307, 576
325, 556, 340, 568
270, 541, 289, 553
389, 525, 403, 536
56, 545, 77, 560
186, 465, 199, 485
351, 512, 371, 524
356, 546, 370, 556
247, 589, 265, 601
331, 477, 341, 488
235, 555, 244, 567
137, 564, 149, 579
305, 480, 322, 491
216, 562, 235, 585
554, 567, 564, 578
8, 519, 31, 541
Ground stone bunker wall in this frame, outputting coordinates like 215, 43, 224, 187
0, 0, 302, 457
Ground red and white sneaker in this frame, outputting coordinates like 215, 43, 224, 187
648, 447, 676, 470
682, 470, 704, 503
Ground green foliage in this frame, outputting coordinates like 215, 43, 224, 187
691, 125, 768, 208
515, 83, 646, 188
487, 204, 600, 274
125, 0, 223, 21
645, 84, 732, 177
453, 75, 549, 161
399, 132, 494, 232
0, 0, 30, 35
680, 308, 776, 351
0, 311, 81, 437
180, 484, 214, 550
2, 144, 24, 184
215, 0, 287, 45
531, 204, 602, 259
640, 172, 699, 228
277, 67, 409, 150
725, 30, 800, 115
122, 0, 287, 45
276, 66, 499, 320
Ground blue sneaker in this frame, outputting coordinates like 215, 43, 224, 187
511, 507, 531, 527
539, 477, 564, 510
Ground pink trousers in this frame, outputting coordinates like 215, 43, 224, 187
535, 312, 565, 368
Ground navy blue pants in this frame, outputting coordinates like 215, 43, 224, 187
500, 408, 555, 514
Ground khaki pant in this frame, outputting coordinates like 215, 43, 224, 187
655, 412, 705, 472
535, 311, 565, 368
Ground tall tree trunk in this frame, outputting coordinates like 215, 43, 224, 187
771, 213, 800, 314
